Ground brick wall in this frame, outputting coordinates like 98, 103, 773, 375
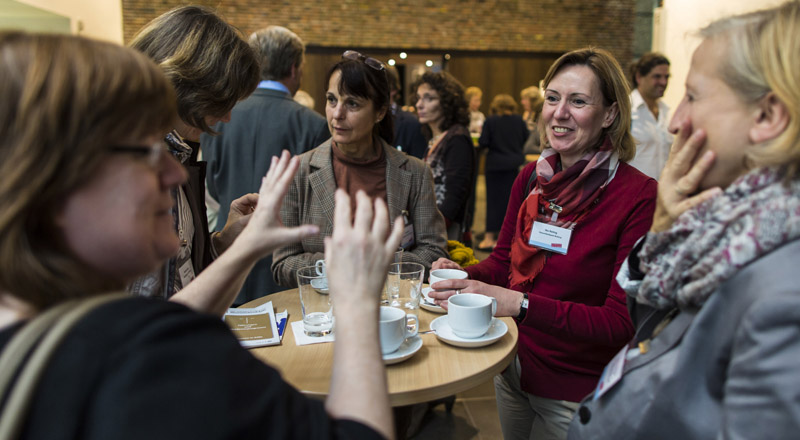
122, 0, 636, 65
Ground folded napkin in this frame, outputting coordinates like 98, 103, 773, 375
291, 320, 335, 346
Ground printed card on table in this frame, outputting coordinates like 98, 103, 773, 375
224, 301, 282, 348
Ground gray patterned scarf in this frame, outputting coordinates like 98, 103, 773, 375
637, 166, 800, 309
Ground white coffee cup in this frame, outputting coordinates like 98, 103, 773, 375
429, 268, 468, 289
379, 306, 418, 354
311, 259, 329, 294
447, 293, 497, 339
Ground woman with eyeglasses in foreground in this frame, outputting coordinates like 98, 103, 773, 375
272, 51, 448, 287
569, 2, 800, 438
0, 32, 401, 439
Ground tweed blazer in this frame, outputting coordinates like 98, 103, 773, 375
568, 239, 800, 439
272, 138, 448, 287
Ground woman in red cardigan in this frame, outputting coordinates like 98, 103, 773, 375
430, 48, 657, 440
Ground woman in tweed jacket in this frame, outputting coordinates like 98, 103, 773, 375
272, 52, 448, 287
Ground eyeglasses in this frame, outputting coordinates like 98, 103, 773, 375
109, 141, 169, 168
342, 50, 386, 72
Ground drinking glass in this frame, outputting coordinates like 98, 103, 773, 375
393, 247, 404, 263
386, 262, 425, 318
296, 265, 333, 336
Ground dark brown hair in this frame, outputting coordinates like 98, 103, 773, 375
325, 57, 395, 144
412, 72, 470, 139
630, 52, 670, 87
489, 94, 518, 115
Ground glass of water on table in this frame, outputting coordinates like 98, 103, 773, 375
386, 262, 425, 326
296, 265, 333, 336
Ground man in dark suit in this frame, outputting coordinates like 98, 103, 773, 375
202, 26, 329, 305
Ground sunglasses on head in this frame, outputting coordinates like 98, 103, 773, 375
342, 50, 386, 72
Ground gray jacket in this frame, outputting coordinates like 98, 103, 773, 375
568, 239, 800, 440
272, 138, 448, 288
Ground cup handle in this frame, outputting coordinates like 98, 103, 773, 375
405, 314, 419, 338
490, 297, 498, 316
315, 259, 325, 276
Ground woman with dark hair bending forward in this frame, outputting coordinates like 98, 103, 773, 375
272, 51, 448, 287
413, 72, 476, 243
127, 6, 261, 311
430, 48, 657, 439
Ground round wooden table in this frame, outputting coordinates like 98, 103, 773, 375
242, 288, 518, 407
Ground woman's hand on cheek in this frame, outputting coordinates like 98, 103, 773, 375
652, 121, 722, 233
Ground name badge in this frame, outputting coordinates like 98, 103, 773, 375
593, 344, 627, 401
528, 221, 572, 255
178, 259, 196, 289
400, 210, 415, 250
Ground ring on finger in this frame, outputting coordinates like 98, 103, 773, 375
456, 289, 461, 295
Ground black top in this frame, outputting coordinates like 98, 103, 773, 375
393, 109, 427, 160
0, 297, 382, 440
425, 124, 475, 224
479, 114, 529, 172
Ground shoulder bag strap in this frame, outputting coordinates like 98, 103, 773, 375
0, 292, 128, 440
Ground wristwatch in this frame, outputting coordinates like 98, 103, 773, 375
517, 292, 529, 321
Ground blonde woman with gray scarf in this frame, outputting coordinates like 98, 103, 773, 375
569, 2, 800, 438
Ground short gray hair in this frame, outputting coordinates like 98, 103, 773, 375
249, 26, 304, 81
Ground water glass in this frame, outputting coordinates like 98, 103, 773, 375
387, 262, 425, 316
393, 247, 404, 263
296, 265, 333, 336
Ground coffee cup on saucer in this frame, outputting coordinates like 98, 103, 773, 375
447, 293, 497, 339
428, 268, 468, 290
310, 259, 329, 294
379, 306, 418, 354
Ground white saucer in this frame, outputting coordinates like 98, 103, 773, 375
311, 278, 329, 294
429, 316, 508, 348
420, 287, 445, 314
383, 335, 423, 365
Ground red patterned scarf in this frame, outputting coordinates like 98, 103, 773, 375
509, 137, 619, 287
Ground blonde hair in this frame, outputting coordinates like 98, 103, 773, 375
0, 32, 177, 309
539, 47, 635, 162
521, 86, 545, 114
465, 86, 483, 102
700, 1, 800, 179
